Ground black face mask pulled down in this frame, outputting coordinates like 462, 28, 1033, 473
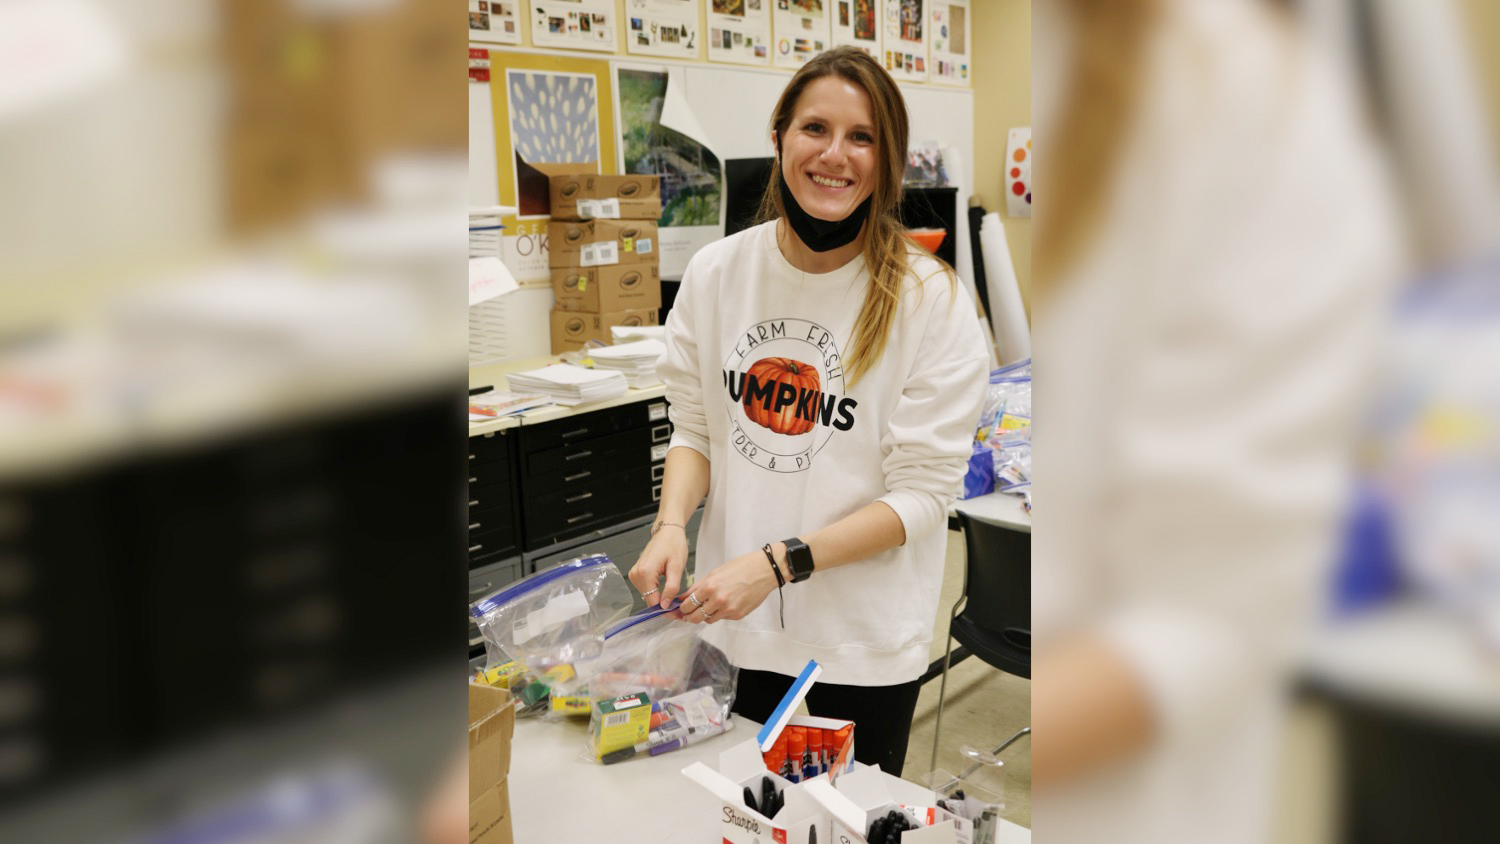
776, 144, 874, 253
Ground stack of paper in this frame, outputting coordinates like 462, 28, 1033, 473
610, 325, 666, 343
506, 364, 627, 407
589, 339, 666, 388
468, 390, 552, 421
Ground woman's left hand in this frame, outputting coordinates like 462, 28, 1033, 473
675, 547, 778, 625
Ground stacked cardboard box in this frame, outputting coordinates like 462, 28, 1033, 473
469, 684, 515, 844
545, 166, 663, 353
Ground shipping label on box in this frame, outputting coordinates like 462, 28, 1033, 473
547, 219, 659, 269
551, 264, 662, 313
682, 739, 831, 844
542, 165, 662, 220
550, 307, 660, 354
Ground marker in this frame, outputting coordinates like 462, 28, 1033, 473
743, 785, 759, 815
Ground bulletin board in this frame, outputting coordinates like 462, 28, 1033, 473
470, 3, 977, 360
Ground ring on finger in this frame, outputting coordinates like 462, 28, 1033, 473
700, 607, 714, 619
687, 593, 704, 609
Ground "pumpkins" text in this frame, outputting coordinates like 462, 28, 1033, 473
724, 368, 857, 432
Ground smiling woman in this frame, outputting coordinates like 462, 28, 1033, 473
630, 46, 990, 777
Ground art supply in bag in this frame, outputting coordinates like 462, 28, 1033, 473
591, 691, 651, 759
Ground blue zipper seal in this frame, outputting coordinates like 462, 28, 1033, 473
603, 600, 683, 639
470, 554, 613, 618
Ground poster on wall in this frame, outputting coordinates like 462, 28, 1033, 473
772, 0, 832, 70
490, 54, 617, 284
625, 0, 700, 59
469, 0, 521, 45
706, 0, 772, 66
884, 0, 927, 82
927, 0, 968, 86
1005, 127, 1031, 218
614, 64, 723, 276
831, 0, 880, 58
530, 0, 617, 52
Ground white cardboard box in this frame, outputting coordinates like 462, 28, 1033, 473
682, 738, 831, 844
803, 765, 972, 844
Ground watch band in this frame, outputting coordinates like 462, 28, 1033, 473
781, 537, 814, 583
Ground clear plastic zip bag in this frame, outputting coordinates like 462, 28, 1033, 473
469, 554, 634, 717
578, 603, 737, 764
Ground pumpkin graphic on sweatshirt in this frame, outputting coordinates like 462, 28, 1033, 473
742, 357, 820, 435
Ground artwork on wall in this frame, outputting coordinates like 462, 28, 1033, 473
927, 0, 969, 86
884, 0, 927, 82
531, 0, 617, 52
469, 0, 521, 45
772, 0, 832, 69
490, 53, 617, 283
626, 0, 700, 59
832, 0, 880, 59
1005, 127, 1031, 218
707, 0, 772, 66
614, 64, 724, 274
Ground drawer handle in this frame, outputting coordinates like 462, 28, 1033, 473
561, 427, 591, 439
469, 581, 492, 596
565, 512, 594, 524
469, 544, 483, 553
468, 453, 476, 460
468, 500, 479, 507
651, 423, 671, 442
564, 470, 592, 482
468, 522, 480, 530
468, 476, 478, 483
565, 492, 593, 504
564, 450, 594, 462
651, 464, 665, 481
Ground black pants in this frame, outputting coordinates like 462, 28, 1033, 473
732, 667, 924, 777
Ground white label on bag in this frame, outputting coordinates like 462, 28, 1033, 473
576, 198, 621, 219
580, 241, 619, 267
513, 590, 591, 645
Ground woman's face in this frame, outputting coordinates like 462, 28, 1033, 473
777, 75, 879, 222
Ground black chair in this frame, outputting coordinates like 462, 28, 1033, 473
929, 509, 1032, 774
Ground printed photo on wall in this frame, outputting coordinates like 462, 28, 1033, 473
506, 70, 600, 216
470, 0, 521, 44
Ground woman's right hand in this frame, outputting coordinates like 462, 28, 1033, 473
629, 524, 690, 610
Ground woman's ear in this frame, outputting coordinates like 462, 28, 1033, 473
770, 130, 779, 156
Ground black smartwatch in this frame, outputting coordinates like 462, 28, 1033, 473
781, 537, 815, 583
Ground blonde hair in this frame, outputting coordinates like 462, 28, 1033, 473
1034, 0, 1160, 295
756, 46, 951, 385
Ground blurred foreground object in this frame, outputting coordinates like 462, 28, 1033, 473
1302, 257, 1500, 844
0, 0, 466, 841
1032, 1, 1404, 844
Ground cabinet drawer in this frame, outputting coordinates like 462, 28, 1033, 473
468, 431, 515, 468
521, 464, 654, 537
468, 524, 519, 566
523, 427, 656, 487
522, 487, 658, 551
466, 484, 514, 516
520, 400, 669, 452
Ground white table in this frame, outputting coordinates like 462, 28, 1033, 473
952, 492, 1031, 534
509, 714, 1031, 843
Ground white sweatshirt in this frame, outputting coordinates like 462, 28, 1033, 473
658, 220, 989, 686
